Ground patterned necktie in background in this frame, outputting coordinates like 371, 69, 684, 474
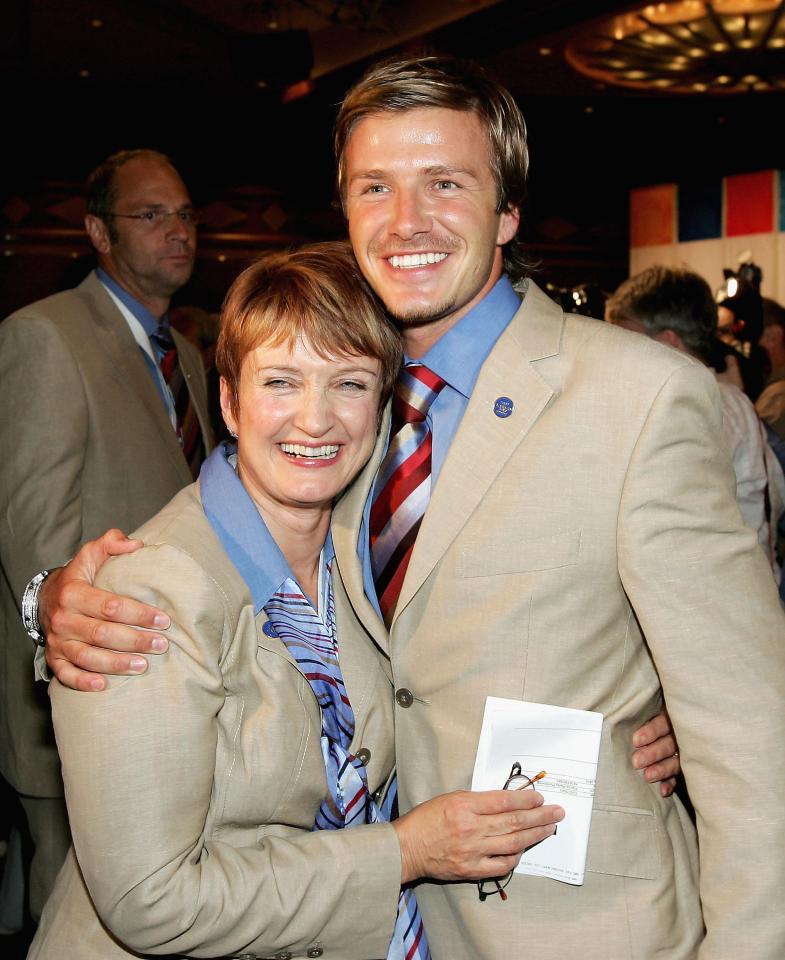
370, 363, 447, 626
264, 569, 430, 960
150, 323, 204, 479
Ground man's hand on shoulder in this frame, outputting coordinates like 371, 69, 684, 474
41, 529, 170, 691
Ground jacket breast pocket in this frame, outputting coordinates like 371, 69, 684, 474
585, 804, 661, 880
457, 528, 582, 578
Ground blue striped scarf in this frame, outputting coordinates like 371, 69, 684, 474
264, 566, 430, 960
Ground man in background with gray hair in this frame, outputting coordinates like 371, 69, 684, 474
607, 264, 784, 576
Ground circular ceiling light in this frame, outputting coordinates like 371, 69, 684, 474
565, 0, 785, 93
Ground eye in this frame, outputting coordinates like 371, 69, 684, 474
139, 210, 158, 223
434, 180, 459, 190
339, 379, 368, 391
178, 209, 196, 224
365, 183, 389, 194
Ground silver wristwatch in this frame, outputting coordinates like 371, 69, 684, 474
21, 570, 50, 647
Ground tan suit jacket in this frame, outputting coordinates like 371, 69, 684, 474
30, 482, 401, 960
0, 270, 214, 797
332, 281, 785, 959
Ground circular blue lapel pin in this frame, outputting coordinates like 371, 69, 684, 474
493, 396, 514, 418
262, 620, 278, 638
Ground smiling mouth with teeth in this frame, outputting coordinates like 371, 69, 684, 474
388, 252, 449, 269
279, 443, 340, 460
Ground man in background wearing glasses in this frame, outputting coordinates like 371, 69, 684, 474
0, 148, 214, 926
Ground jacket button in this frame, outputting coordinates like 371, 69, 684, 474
274, 953, 292, 960
395, 688, 414, 708
356, 747, 371, 765
307, 949, 324, 958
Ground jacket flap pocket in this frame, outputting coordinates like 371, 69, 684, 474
458, 528, 581, 578
586, 805, 660, 880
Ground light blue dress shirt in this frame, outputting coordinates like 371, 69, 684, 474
200, 442, 332, 613
359, 275, 522, 615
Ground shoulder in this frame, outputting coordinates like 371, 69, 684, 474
98, 484, 251, 633
509, 279, 700, 385
569, 312, 699, 379
717, 380, 762, 439
717, 379, 755, 412
1, 277, 106, 347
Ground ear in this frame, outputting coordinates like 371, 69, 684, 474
654, 328, 687, 352
84, 214, 112, 255
219, 377, 239, 437
496, 205, 520, 246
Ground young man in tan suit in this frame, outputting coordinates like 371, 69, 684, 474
0, 149, 213, 922
33, 59, 785, 957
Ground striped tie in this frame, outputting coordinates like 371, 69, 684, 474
370, 364, 447, 626
264, 570, 430, 960
150, 323, 204, 479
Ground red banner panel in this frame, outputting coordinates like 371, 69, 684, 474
726, 171, 774, 236
630, 184, 675, 248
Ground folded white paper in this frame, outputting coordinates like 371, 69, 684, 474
471, 696, 603, 885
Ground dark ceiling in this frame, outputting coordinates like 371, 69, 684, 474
2, 0, 783, 297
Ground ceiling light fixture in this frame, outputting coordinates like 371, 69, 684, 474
566, 0, 785, 93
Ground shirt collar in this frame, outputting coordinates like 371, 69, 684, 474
414, 275, 521, 398
199, 442, 334, 614
96, 267, 165, 337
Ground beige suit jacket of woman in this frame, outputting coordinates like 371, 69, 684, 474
30, 480, 400, 960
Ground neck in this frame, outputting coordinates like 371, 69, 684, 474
99, 261, 170, 320
252, 495, 330, 608
402, 314, 462, 359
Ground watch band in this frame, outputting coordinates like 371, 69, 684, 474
21, 569, 50, 647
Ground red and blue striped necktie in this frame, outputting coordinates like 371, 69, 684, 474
370, 363, 447, 626
149, 323, 204, 479
263, 568, 430, 960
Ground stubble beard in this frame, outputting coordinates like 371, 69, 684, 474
383, 295, 459, 330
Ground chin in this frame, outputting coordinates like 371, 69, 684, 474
386, 297, 457, 327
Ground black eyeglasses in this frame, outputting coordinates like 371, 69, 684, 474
477, 763, 546, 902
110, 208, 200, 229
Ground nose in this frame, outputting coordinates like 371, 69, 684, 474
165, 212, 192, 244
295, 386, 333, 438
388, 187, 432, 241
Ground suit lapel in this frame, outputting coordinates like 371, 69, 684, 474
393, 281, 565, 623
79, 272, 193, 485
331, 405, 391, 656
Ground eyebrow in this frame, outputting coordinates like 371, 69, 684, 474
349, 164, 478, 184
131, 202, 194, 211
252, 362, 378, 375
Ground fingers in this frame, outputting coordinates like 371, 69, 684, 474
659, 777, 678, 798
632, 733, 677, 771
53, 579, 169, 632
46, 632, 152, 690
40, 551, 170, 690
480, 799, 564, 842
100, 529, 144, 558
631, 709, 670, 748
631, 708, 681, 790
393, 790, 564, 884
469, 807, 563, 870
